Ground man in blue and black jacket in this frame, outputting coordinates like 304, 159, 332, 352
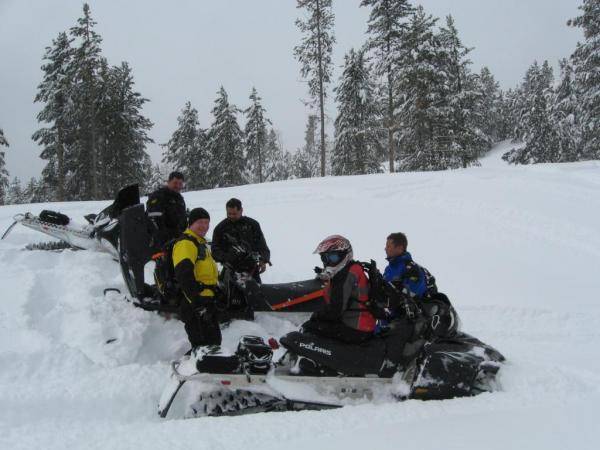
383, 232, 459, 341
383, 232, 437, 300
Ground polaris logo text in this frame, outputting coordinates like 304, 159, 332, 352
299, 342, 332, 356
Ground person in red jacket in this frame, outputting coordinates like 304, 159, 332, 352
302, 235, 376, 344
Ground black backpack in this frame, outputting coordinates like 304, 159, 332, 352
153, 235, 204, 302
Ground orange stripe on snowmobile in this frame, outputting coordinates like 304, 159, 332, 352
151, 251, 165, 260
270, 289, 324, 311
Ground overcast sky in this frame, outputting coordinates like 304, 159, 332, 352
0, 0, 583, 182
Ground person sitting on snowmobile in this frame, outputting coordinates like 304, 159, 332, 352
301, 235, 376, 344
384, 232, 458, 338
146, 171, 188, 250
384, 232, 437, 302
172, 207, 221, 350
211, 198, 270, 283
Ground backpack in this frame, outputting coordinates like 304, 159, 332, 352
153, 235, 205, 302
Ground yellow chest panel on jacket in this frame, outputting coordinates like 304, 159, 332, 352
172, 231, 218, 296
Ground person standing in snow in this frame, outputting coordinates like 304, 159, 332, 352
211, 198, 270, 282
172, 208, 221, 349
146, 171, 187, 249
302, 235, 377, 344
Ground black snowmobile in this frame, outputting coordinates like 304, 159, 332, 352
157, 326, 505, 418
116, 194, 327, 317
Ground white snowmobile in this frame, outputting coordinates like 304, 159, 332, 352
157, 327, 505, 418
1, 184, 141, 260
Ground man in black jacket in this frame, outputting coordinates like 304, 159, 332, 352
211, 198, 270, 282
146, 171, 187, 249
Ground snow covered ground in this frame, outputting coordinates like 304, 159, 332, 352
1, 141, 599, 450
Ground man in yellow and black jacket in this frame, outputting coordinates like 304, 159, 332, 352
173, 207, 221, 349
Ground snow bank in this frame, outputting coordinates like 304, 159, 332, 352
1, 145, 598, 450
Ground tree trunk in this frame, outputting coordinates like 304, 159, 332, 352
387, 69, 395, 173
316, 0, 326, 177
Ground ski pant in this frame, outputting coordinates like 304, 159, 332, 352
179, 297, 222, 348
301, 318, 373, 344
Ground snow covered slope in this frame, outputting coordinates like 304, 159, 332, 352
1, 144, 599, 450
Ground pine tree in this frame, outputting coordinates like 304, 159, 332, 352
97, 62, 153, 197
206, 87, 245, 187
395, 6, 441, 170
0, 128, 9, 205
294, 0, 335, 177
503, 61, 559, 164
162, 102, 209, 190
293, 114, 320, 178
498, 88, 519, 141
31, 31, 74, 201
244, 88, 271, 183
6, 177, 24, 205
550, 59, 583, 162
568, 0, 600, 159
263, 129, 293, 182
361, 0, 414, 172
477, 67, 503, 142
332, 48, 382, 175
432, 15, 488, 169
69, 3, 104, 199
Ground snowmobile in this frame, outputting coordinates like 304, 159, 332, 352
1, 184, 141, 260
117, 199, 327, 317
157, 327, 505, 418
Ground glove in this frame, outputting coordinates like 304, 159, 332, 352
402, 298, 421, 321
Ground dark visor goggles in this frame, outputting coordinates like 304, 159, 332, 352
320, 251, 345, 266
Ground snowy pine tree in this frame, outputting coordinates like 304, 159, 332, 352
32, 31, 74, 202
69, 3, 104, 199
477, 67, 503, 143
294, 0, 335, 177
244, 88, 271, 183
568, 0, 600, 159
332, 48, 382, 175
162, 102, 209, 190
263, 129, 293, 182
97, 62, 153, 198
550, 59, 583, 161
503, 61, 559, 164
361, 0, 414, 172
432, 15, 488, 169
6, 177, 24, 205
206, 87, 246, 188
293, 114, 321, 178
395, 6, 441, 171
0, 128, 9, 205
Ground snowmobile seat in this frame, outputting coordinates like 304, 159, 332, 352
280, 331, 387, 377
39, 210, 70, 226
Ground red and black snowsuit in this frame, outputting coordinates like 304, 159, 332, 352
303, 262, 376, 344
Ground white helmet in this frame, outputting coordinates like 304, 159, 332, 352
314, 235, 353, 279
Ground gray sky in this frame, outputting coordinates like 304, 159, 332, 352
0, 0, 583, 182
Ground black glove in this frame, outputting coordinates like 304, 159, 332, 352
402, 298, 421, 321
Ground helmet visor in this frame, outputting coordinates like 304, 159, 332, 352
320, 251, 345, 266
